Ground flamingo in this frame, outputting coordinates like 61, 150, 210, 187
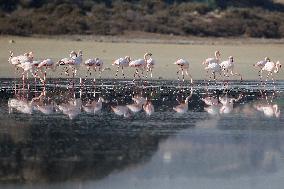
36, 59, 57, 85
203, 51, 222, 81
260, 61, 281, 83
220, 56, 242, 81
113, 56, 131, 79
82, 97, 105, 114
84, 58, 104, 78
254, 57, 270, 69
57, 50, 83, 77
174, 59, 193, 83
203, 50, 221, 65
111, 105, 131, 118
253, 57, 271, 79
173, 88, 193, 114
9, 51, 37, 86
129, 52, 152, 80
204, 62, 222, 81
254, 104, 280, 118
143, 100, 154, 116
9, 51, 34, 65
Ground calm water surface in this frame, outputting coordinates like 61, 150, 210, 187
0, 79, 284, 189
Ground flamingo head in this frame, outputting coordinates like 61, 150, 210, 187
28, 52, 34, 58
215, 50, 221, 58
229, 56, 234, 62
276, 61, 281, 68
70, 51, 77, 58
78, 50, 83, 56
125, 56, 131, 63
264, 57, 270, 62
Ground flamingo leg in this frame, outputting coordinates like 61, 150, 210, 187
185, 70, 193, 84
260, 69, 264, 85
181, 68, 184, 82
99, 68, 102, 79
121, 66, 125, 79
230, 70, 242, 82
145, 68, 149, 79
177, 69, 180, 82
115, 66, 120, 79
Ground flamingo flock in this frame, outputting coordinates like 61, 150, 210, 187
9, 50, 282, 86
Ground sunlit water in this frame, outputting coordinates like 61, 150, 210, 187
0, 79, 284, 189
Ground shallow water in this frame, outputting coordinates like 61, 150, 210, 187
0, 79, 284, 189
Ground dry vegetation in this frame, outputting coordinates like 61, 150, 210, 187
0, 0, 284, 38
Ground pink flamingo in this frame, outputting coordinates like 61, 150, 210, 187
219, 56, 242, 81
174, 59, 193, 83
260, 61, 281, 83
113, 56, 131, 79
203, 51, 222, 81
129, 52, 152, 80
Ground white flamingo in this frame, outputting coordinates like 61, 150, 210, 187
174, 59, 193, 83
9, 51, 38, 85
9, 51, 34, 66
254, 57, 270, 69
203, 51, 222, 81
36, 59, 57, 85
253, 57, 271, 79
82, 97, 105, 114
129, 52, 152, 80
84, 57, 104, 78
113, 56, 131, 79
173, 88, 193, 114
111, 105, 131, 118
220, 56, 242, 81
203, 50, 221, 65
260, 61, 282, 83
58, 50, 83, 77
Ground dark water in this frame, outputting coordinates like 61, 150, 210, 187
0, 79, 284, 189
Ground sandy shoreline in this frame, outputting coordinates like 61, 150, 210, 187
1, 35, 283, 80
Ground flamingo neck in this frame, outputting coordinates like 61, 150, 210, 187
274, 62, 279, 73
144, 53, 151, 61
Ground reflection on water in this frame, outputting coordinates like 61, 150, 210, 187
0, 79, 284, 189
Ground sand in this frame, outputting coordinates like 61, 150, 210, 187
0, 36, 283, 80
